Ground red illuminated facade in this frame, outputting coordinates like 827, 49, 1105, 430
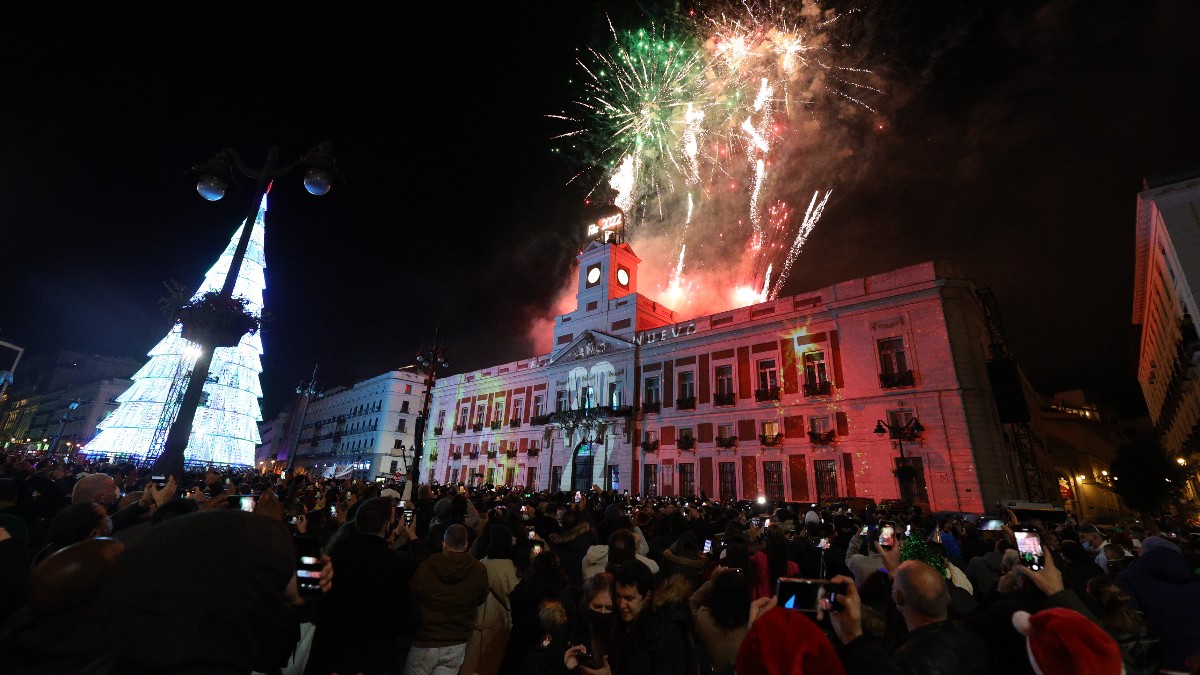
426, 239, 1011, 513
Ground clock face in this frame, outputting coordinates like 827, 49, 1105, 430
617, 268, 630, 286
587, 266, 602, 284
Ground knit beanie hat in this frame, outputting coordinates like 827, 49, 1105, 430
1012, 608, 1123, 675
736, 607, 847, 675
433, 498, 452, 520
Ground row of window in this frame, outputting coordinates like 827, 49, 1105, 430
436, 337, 912, 433
641, 409, 915, 447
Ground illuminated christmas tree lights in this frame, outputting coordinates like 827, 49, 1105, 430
84, 197, 268, 467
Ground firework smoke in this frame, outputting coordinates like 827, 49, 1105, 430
552, 0, 883, 318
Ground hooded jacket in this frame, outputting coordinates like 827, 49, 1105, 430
582, 544, 661, 581
1117, 542, 1200, 671
549, 523, 597, 587
410, 549, 489, 647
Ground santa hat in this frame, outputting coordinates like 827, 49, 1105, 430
1012, 608, 1124, 675
737, 607, 846, 675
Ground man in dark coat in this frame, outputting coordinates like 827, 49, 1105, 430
307, 497, 426, 675
566, 559, 699, 675
1117, 535, 1200, 673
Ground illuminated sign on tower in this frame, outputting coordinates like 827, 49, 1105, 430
586, 206, 625, 244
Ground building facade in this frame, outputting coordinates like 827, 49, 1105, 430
0, 350, 138, 456
281, 368, 428, 480
1133, 169, 1200, 460
425, 233, 1016, 513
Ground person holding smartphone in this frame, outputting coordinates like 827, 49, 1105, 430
308, 497, 425, 675
843, 522, 886, 591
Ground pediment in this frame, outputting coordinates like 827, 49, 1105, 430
549, 329, 634, 365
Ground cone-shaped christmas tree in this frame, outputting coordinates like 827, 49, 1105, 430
899, 528, 947, 576
84, 196, 267, 467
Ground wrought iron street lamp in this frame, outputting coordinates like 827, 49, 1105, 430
406, 339, 449, 499
153, 144, 342, 480
874, 417, 924, 502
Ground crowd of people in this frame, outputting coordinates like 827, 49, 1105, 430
2, 447, 1200, 674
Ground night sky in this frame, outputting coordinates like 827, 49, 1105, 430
2, 1, 1197, 420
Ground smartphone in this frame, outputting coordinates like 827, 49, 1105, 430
751, 517, 762, 528
776, 578, 842, 613
905, 524, 912, 536
860, 525, 870, 536
295, 537, 324, 597
574, 491, 582, 504
532, 544, 544, 556
817, 537, 830, 549
703, 539, 713, 554
329, 505, 337, 518
1014, 529, 1046, 571
979, 518, 1007, 531
528, 530, 537, 540
403, 509, 415, 526
151, 475, 167, 488
236, 495, 256, 513
764, 518, 772, 528
879, 521, 896, 548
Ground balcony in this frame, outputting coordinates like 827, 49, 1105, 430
641, 439, 660, 453
509, 419, 521, 428
505, 449, 517, 459
468, 451, 480, 461
486, 450, 498, 460
803, 380, 832, 397
759, 433, 784, 447
451, 452, 462, 461
754, 387, 781, 402
642, 401, 661, 414
455, 425, 467, 434
676, 396, 696, 411
472, 423, 484, 432
527, 446, 540, 457
713, 392, 736, 406
428, 453, 437, 461
489, 421, 502, 430
808, 429, 837, 445
677, 435, 696, 451
715, 435, 738, 449
530, 413, 552, 426
879, 370, 915, 389
433, 427, 444, 436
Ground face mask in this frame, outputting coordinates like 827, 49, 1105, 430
1082, 541, 1094, 552
587, 609, 611, 629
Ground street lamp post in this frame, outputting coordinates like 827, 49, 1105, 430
405, 340, 449, 500
153, 144, 342, 480
874, 417, 924, 503
49, 399, 81, 457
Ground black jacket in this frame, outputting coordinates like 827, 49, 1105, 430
609, 577, 699, 675
841, 619, 996, 675
307, 533, 424, 675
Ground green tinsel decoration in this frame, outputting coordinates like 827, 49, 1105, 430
900, 528, 946, 576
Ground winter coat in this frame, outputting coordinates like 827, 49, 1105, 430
749, 551, 799, 600
308, 533, 423, 675
410, 549, 489, 648
582, 544, 661, 581
688, 577, 749, 672
660, 548, 707, 586
965, 549, 1004, 602
609, 575, 701, 675
549, 523, 597, 587
1117, 546, 1200, 671
461, 557, 519, 675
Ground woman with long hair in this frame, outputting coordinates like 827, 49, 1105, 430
501, 549, 571, 674
749, 524, 798, 600
462, 524, 520, 675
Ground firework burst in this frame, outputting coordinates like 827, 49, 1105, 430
553, 1, 881, 315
